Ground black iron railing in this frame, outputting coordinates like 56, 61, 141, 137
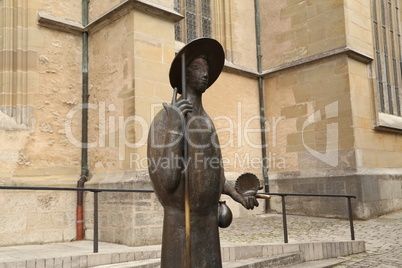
264, 193, 357, 243
0, 186, 356, 252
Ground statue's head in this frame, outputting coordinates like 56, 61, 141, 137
169, 38, 225, 94
185, 56, 209, 94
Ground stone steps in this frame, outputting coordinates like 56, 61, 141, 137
223, 252, 303, 268
95, 253, 303, 268
0, 240, 365, 267
95, 259, 161, 268
286, 258, 346, 268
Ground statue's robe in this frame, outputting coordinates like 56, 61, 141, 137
148, 108, 225, 268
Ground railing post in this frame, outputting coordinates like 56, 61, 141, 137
93, 191, 99, 253
347, 197, 355, 240
281, 195, 288, 243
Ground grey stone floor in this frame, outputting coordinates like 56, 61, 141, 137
220, 210, 402, 267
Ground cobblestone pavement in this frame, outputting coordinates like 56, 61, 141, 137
220, 210, 402, 267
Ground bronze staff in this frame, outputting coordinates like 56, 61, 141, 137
180, 52, 192, 268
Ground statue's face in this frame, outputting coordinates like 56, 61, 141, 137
186, 57, 209, 94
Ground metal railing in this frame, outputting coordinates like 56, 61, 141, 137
0, 186, 357, 252
265, 193, 357, 243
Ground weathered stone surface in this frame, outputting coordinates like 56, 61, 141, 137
269, 172, 402, 219
0, 0, 401, 248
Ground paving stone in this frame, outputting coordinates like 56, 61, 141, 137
220, 210, 402, 267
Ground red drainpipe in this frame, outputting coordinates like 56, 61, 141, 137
76, 173, 88, 240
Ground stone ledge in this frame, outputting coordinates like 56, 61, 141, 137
374, 112, 402, 134
262, 46, 373, 76
223, 60, 260, 79
37, 0, 183, 35
37, 11, 84, 34
218, 47, 373, 80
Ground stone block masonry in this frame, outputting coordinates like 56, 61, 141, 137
0, 190, 76, 247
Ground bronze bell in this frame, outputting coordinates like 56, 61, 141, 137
218, 201, 232, 228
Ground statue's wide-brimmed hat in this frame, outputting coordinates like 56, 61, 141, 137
169, 38, 225, 94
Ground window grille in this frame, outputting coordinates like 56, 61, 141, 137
174, 0, 182, 41
201, 0, 212, 38
372, 0, 402, 116
186, 0, 197, 42
175, 0, 212, 43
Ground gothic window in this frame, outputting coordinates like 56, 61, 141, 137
175, 0, 212, 43
372, 0, 402, 116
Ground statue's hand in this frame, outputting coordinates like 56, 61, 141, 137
233, 173, 264, 210
163, 88, 193, 130
240, 192, 259, 210
223, 180, 259, 210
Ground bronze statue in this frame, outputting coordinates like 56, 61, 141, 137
147, 38, 260, 267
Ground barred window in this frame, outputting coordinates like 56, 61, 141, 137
372, 0, 402, 116
175, 0, 212, 43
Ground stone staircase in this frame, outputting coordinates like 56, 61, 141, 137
0, 240, 365, 267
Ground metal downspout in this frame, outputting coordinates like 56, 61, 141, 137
76, 0, 90, 241
254, 0, 270, 212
